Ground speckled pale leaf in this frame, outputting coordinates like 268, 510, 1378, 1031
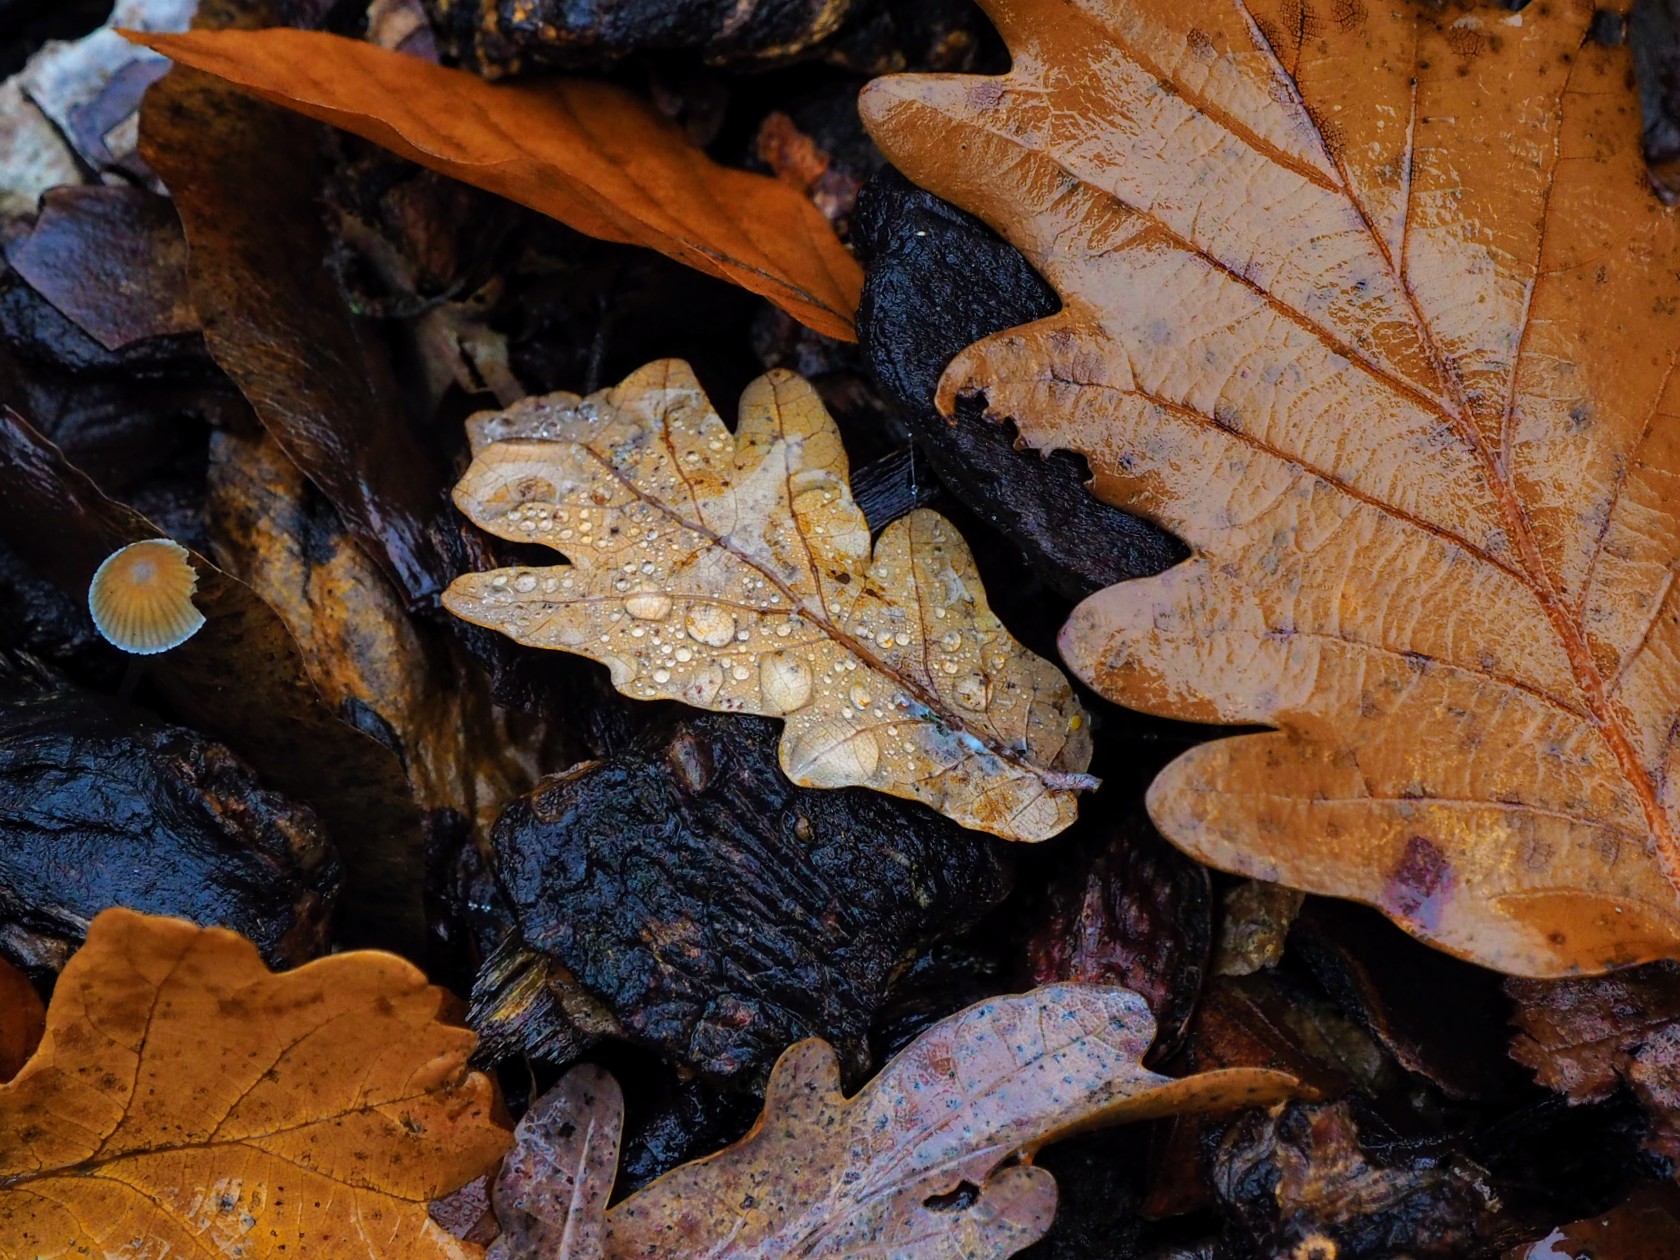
444, 360, 1094, 842
861, 0, 1680, 975
604, 984, 1293, 1258
0, 909, 509, 1259
486, 1066, 620, 1260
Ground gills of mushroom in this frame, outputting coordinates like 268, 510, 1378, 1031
88, 539, 206, 655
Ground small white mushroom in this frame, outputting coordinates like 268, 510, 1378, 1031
88, 539, 206, 655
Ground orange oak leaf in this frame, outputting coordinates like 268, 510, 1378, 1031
0, 909, 509, 1258
444, 360, 1094, 842
483, 986, 1293, 1258
861, 0, 1680, 975
126, 27, 862, 340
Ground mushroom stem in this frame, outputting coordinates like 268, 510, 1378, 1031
116, 660, 143, 703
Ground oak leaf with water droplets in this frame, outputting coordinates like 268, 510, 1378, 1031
861, 0, 1680, 975
0, 909, 508, 1258
444, 361, 1094, 842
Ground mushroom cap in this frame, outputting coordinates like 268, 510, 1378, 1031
88, 539, 206, 655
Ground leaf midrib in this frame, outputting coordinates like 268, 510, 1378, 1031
929, 5, 1680, 881
570, 443, 1092, 798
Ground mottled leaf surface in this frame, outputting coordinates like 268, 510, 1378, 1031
604, 984, 1292, 1258
0, 910, 508, 1259
862, 0, 1680, 973
487, 1066, 621, 1260
445, 361, 1092, 842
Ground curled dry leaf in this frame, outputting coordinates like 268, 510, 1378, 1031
128, 27, 862, 341
0, 909, 508, 1258
486, 1065, 622, 1260
862, 0, 1680, 974
444, 361, 1093, 842
484, 987, 1292, 1259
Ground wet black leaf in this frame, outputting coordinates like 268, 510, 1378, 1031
137, 11, 473, 607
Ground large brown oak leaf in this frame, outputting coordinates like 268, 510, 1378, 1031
861, 0, 1680, 974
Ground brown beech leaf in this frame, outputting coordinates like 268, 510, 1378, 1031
485, 986, 1291, 1258
444, 360, 1093, 842
126, 27, 862, 341
861, 0, 1680, 974
0, 908, 509, 1258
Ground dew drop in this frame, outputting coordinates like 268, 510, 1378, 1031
731, 665, 751, 682
685, 604, 736, 646
849, 685, 873, 710
675, 647, 693, 662
689, 663, 724, 704
491, 575, 508, 589
785, 722, 880, 787
513, 573, 538, 593
939, 629, 963, 652
760, 652, 814, 714
653, 668, 671, 684
954, 674, 990, 710
624, 591, 673, 621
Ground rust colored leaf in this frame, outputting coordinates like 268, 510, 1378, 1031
862, 0, 1680, 974
128, 26, 862, 341
0, 908, 509, 1257
0, 959, 42, 1086
1507, 1183, 1680, 1260
1508, 962, 1680, 1166
486, 1065, 621, 1260
607, 985, 1290, 1257
444, 360, 1093, 842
